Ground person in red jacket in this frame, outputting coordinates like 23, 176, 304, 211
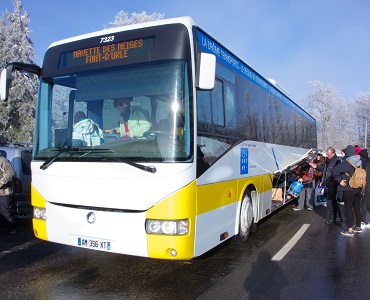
293, 162, 315, 211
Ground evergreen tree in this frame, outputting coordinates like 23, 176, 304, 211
0, 0, 38, 143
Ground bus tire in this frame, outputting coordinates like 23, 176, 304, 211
235, 190, 254, 245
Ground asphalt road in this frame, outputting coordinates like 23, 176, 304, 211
1, 203, 370, 300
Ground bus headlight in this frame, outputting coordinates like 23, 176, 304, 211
34, 207, 47, 220
145, 219, 188, 235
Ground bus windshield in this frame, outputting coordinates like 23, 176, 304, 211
34, 60, 192, 163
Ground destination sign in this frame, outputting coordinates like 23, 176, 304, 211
59, 37, 154, 68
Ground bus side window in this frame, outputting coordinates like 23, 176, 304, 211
212, 79, 225, 127
216, 62, 236, 130
197, 89, 212, 131
197, 78, 224, 131
224, 82, 236, 129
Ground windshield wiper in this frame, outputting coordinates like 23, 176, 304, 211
40, 147, 82, 170
40, 148, 157, 173
40, 147, 117, 170
101, 156, 157, 173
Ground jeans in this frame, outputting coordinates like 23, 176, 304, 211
297, 185, 313, 209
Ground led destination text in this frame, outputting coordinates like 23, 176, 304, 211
73, 39, 144, 64
59, 37, 153, 68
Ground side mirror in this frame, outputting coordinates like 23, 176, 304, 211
0, 65, 13, 101
196, 53, 216, 90
0, 62, 41, 101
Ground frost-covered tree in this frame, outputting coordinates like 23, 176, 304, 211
104, 11, 165, 28
0, 0, 38, 143
300, 81, 352, 150
353, 92, 370, 148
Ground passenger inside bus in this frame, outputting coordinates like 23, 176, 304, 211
197, 146, 210, 177
157, 111, 185, 141
113, 97, 151, 139
72, 111, 104, 146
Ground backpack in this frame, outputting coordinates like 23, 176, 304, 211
345, 160, 366, 189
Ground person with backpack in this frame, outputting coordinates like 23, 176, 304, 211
333, 145, 364, 236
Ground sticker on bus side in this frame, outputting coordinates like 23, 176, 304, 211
240, 148, 249, 175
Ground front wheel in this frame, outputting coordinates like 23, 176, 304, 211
235, 191, 254, 245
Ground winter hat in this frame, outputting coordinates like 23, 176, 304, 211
345, 145, 356, 157
359, 149, 369, 159
354, 146, 363, 155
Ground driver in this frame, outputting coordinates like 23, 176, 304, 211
113, 97, 151, 139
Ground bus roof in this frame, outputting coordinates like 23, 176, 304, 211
48, 16, 195, 50
46, 16, 314, 123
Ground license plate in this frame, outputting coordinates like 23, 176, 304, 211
77, 237, 111, 251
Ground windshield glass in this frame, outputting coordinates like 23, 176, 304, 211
34, 60, 192, 162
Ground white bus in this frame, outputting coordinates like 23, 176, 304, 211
1, 17, 316, 259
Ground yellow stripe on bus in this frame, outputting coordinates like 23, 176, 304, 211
197, 174, 273, 215
31, 184, 48, 241
196, 180, 237, 215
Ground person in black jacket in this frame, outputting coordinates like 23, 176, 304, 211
333, 145, 363, 236
0, 153, 16, 235
359, 149, 370, 227
324, 147, 342, 224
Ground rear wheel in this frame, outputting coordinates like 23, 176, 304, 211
235, 191, 254, 245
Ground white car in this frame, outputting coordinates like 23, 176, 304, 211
0, 143, 32, 219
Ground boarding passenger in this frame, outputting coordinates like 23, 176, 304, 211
293, 162, 315, 211
312, 153, 325, 183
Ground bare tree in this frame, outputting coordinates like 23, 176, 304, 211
300, 81, 352, 150
353, 92, 370, 147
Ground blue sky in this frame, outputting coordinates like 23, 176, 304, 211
1, 0, 369, 102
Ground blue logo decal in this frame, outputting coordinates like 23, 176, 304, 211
107, 242, 111, 250
240, 148, 249, 175
78, 238, 81, 246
